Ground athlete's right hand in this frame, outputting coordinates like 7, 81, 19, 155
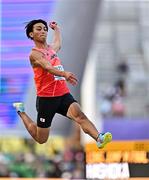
64, 71, 78, 86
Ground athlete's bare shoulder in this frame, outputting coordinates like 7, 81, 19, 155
29, 49, 43, 67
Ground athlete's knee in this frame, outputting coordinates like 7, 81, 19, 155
37, 133, 49, 144
38, 137, 48, 144
36, 128, 49, 144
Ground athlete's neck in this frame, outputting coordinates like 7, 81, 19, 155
34, 41, 48, 49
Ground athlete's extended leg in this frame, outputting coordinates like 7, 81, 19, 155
67, 102, 99, 140
67, 102, 112, 148
13, 103, 50, 144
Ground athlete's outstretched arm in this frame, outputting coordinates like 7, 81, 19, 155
49, 22, 61, 52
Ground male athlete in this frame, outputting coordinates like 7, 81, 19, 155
13, 19, 112, 148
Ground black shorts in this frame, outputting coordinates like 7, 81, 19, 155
36, 93, 77, 128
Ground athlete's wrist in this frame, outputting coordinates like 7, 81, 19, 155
61, 71, 66, 77
54, 26, 60, 32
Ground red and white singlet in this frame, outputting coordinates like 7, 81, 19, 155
32, 45, 70, 97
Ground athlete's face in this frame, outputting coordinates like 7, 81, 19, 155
30, 23, 48, 42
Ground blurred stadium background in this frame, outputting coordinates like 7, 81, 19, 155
1, 0, 149, 179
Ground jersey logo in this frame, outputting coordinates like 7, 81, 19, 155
40, 118, 45, 122
51, 54, 57, 59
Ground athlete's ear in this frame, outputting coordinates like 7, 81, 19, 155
29, 32, 33, 38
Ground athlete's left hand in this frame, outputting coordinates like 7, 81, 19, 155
49, 21, 58, 30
